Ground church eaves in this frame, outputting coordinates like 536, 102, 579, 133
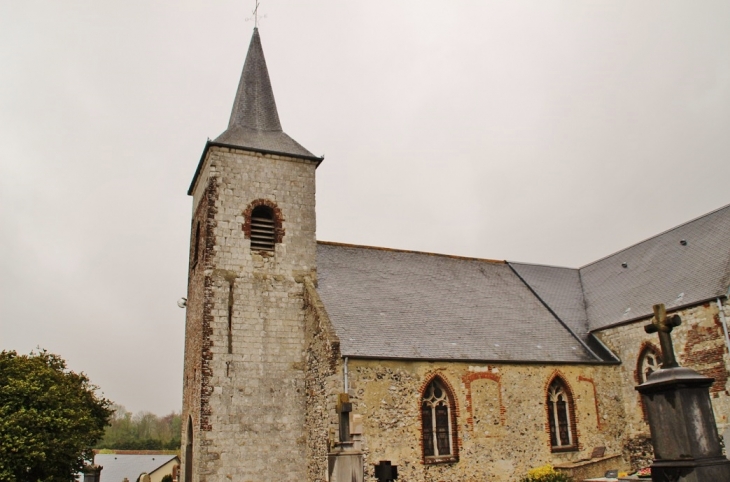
188, 28, 320, 195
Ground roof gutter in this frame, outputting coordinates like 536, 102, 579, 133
343, 357, 349, 394
587, 333, 622, 363
340, 355, 618, 365
187, 140, 325, 196
590, 295, 727, 333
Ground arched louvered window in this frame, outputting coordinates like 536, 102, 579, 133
422, 378, 456, 461
547, 377, 578, 451
250, 205, 275, 251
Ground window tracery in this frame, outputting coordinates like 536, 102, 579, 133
421, 378, 456, 460
638, 345, 662, 383
547, 377, 577, 451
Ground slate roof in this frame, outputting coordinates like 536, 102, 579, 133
508, 263, 588, 337
506, 262, 619, 361
316, 243, 597, 363
315, 204, 729, 362
579, 203, 730, 331
93, 453, 178, 482
215, 28, 315, 159
508, 204, 730, 334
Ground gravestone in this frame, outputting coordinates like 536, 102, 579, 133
636, 304, 730, 481
374, 460, 398, 482
327, 393, 364, 482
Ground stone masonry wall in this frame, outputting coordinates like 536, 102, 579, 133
596, 300, 730, 460
183, 146, 318, 482
340, 359, 628, 482
182, 177, 217, 477
303, 278, 342, 482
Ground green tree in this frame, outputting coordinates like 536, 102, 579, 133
0, 350, 113, 482
95, 406, 181, 451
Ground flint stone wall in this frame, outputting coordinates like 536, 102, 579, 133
335, 359, 628, 482
596, 301, 730, 440
304, 279, 342, 482
182, 177, 217, 479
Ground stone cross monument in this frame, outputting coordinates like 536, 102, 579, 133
644, 304, 681, 368
636, 303, 730, 482
328, 393, 364, 482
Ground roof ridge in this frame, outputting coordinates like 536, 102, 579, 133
579, 202, 730, 270
148, 456, 180, 475
317, 240, 505, 264
507, 260, 577, 270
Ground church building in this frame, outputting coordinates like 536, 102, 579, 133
181, 28, 730, 482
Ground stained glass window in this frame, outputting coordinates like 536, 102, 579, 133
422, 378, 454, 459
547, 378, 577, 451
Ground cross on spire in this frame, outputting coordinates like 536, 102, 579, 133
247, 0, 267, 28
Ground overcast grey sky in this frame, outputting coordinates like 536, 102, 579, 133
1, 1, 728, 415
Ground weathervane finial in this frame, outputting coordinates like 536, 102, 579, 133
246, 0, 267, 28
253, 0, 259, 28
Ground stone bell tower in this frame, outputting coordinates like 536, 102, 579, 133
181, 28, 322, 482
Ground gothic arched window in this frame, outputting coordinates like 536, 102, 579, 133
636, 344, 663, 421
421, 377, 457, 462
547, 377, 578, 452
638, 345, 662, 383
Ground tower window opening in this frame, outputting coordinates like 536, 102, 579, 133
250, 205, 276, 251
185, 416, 193, 482
192, 222, 201, 267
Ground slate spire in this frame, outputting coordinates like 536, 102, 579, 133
227, 27, 281, 132
214, 28, 316, 158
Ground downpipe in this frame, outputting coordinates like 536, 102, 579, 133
343, 356, 349, 394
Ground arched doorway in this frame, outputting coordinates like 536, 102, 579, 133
185, 416, 193, 482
